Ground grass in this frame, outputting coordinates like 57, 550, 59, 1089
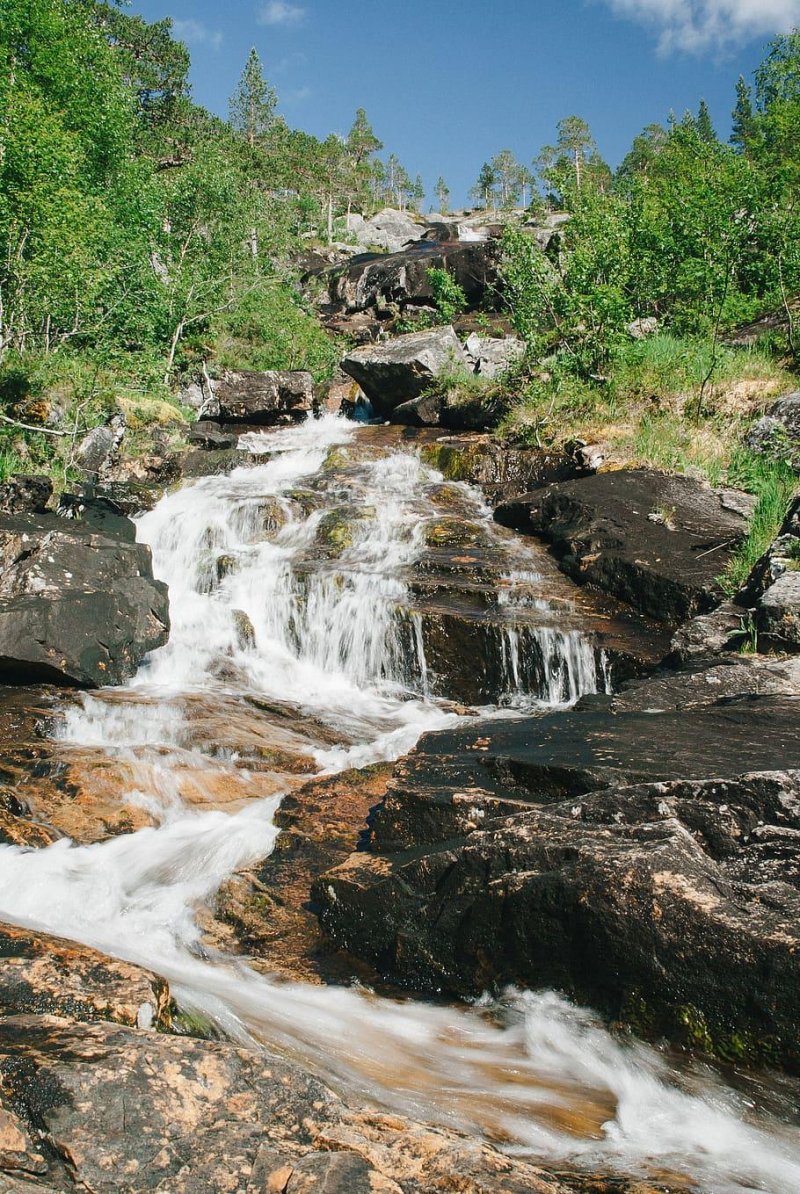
498, 333, 794, 485
720, 450, 798, 595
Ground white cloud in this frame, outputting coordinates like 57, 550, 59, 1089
603, 0, 800, 53
171, 18, 223, 50
258, 1, 306, 26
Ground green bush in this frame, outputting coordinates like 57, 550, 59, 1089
211, 285, 339, 382
427, 268, 467, 324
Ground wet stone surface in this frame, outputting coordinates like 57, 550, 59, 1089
315, 676, 800, 1065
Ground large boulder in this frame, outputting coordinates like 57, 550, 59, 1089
0, 511, 169, 686
759, 570, 800, 649
314, 693, 800, 1066
341, 326, 467, 415
75, 415, 125, 476
327, 239, 501, 317
495, 470, 753, 624
199, 370, 315, 425
346, 207, 426, 253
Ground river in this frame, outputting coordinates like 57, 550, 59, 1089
0, 414, 798, 1193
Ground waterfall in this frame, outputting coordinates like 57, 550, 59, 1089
0, 413, 798, 1194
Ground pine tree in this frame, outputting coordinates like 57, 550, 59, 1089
731, 77, 757, 154
410, 174, 425, 212
346, 108, 382, 165
491, 149, 524, 208
470, 162, 497, 210
229, 48, 276, 147
696, 99, 717, 143
434, 176, 450, 213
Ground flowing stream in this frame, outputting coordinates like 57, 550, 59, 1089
1, 414, 799, 1193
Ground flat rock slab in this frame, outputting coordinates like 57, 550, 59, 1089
495, 470, 752, 624
0, 513, 169, 688
0, 1016, 622, 1194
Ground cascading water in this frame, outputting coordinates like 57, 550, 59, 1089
0, 413, 798, 1194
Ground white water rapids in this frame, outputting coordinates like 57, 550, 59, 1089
0, 414, 799, 1193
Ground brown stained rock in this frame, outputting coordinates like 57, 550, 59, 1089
0, 926, 170, 1031
0, 688, 337, 847
207, 765, 393, 985
0, 1016, 638, 1194
0, 1096, 46, 1179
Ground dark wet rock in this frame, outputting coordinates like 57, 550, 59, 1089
187, 421, 240, 450
208, 765, 394, 986
180, 447, 261, 478
0, 925, 170, 1031
199, 369, 315, 425
0, 512, 169, 687
0, 478, 51, 517
315, 704, 800, 1065
55, 493, 136, 543
325, 239, 501, 318
341, 327, 467, 415
495, 470, 752, 624
391, 391, 444, 426
419, 436, 580, 504
0, 1016, 589, 1194
745, 391, 800, 467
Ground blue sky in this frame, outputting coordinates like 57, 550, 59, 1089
131, 0, 800, 206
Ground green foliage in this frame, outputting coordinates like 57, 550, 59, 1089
536, 116, 611, 206
501, 186, 631, 376
211, 286, 339, 381
427, 268, 467, 324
